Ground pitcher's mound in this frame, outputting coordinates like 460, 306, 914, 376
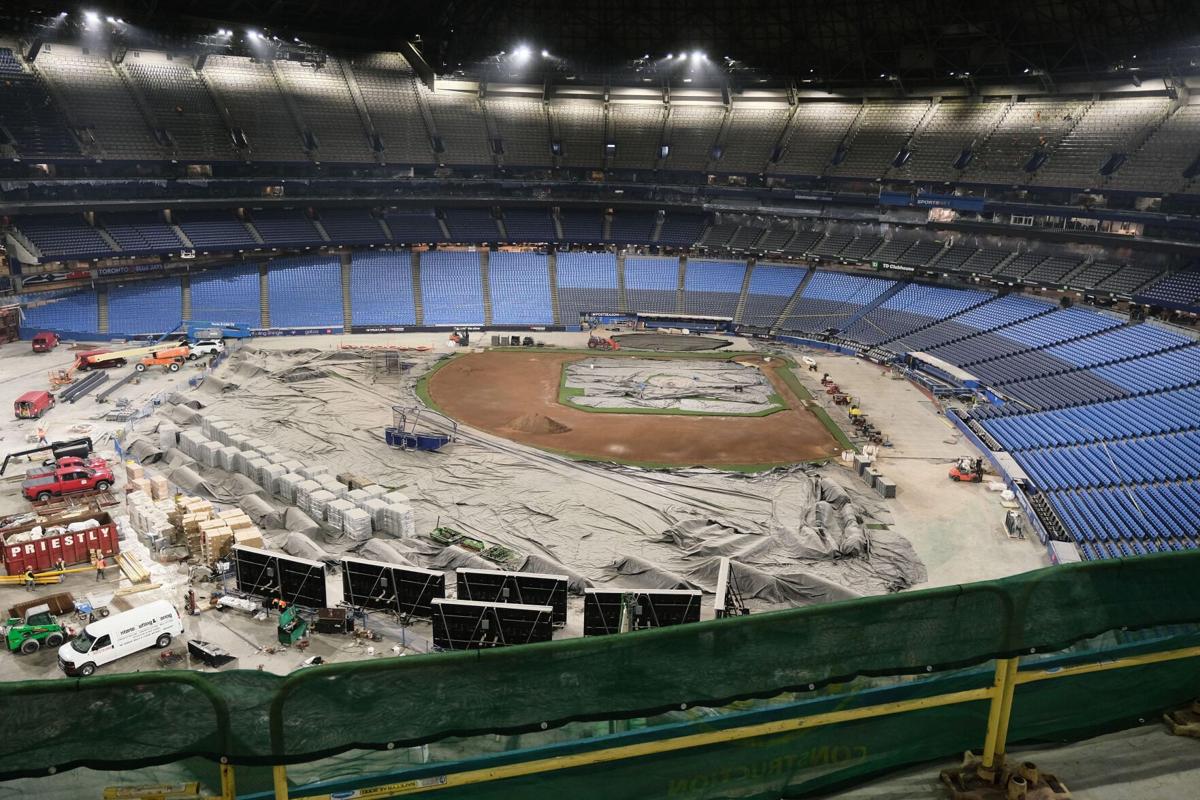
508, 412, 572, 434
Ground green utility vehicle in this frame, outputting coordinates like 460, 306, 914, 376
2, 604, 70, 654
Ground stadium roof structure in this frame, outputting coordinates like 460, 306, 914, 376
7, 0, 1200, 88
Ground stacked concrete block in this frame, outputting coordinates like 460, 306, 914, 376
259, 446, 283, 463
247, 457, 269, 485
346, 488, 370, 506
326, 498, 354, 530
295, 479, 322, 515
261, 463, 287, 493
343, 508, 372, 541
319, 477, 347, 499
157, 422, 180, 452
360, 485, 387, 501
309, 489, 336, 521
362, 498, 389, 531
299, 465, 329, 481
277, 473, 305, 503
382, 503, 415, 537
232, 450, 251, 476
382, 491, 410, 506
278, 460, 304, 476
199, 441, 222, 467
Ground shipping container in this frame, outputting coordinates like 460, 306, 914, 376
2, 512, 120, 575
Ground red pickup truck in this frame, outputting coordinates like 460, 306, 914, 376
22, 460, 114, 502
25, 456, 108, 478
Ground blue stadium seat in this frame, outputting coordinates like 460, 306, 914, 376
420, 251, 485, 325
267, 256, 342, 328
489, 252, 554, 324
350, 251, 416, 327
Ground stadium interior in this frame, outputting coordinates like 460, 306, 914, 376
0, 1, 1199, 799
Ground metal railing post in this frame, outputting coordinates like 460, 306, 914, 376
273, 765, 289, 800
220, 763, 236, 800
979, 657, 1020, 779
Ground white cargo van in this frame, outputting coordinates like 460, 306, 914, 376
58, 600, 183, 677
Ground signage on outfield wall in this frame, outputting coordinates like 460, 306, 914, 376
254, 327, 343, 337
349, 325, 566, 335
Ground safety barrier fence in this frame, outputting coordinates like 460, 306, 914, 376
0, 550, 1197, 798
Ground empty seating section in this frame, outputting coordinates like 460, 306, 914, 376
350, 53, 433, 165
841, 283, 989, 344
443, 209, 498, 243
502, 209, 556, 242
700, 223, 739, 248
1032, 97, 1169, 188
251, 209, 324, 246
1066, 262, 1120, 291
384, 210, 444, 244
624, 257, 680, 313
928, 307, 1122, 366
1109, 104, 1200, 193
124, 56, 233, 161
682, 259, 746, 316
663, 105, 723, 171
349, 251, 415, 326
934, 245, 980, 273
993, 252, 1043, 281
485, 97, 551, 168
274, 58, 373, 163
982, 388, 1200, 450
757, 229, 794, 253
559, 210, 603, 242
840, 236, 883, 261
781, 271, 895, 334
107, 278, 182, 335
553, 101, 605, 169
959, 249, 1009, 275
891, 293, 1054, 352
555, 252, 620, 323
419, 251, 484, 325
16, 215, 114, 259
727, 227, 764, 250
828, 101, 929, 178
782, 231, 824, 256
1014, 432, 1200, 490
1022, 256, 1084, 285
771, 102, 860, 176
609, 211, 656, 244
897, 99, 1008, 182
1044, 323, 1191, 368
811, 233, 853, 257
719, 106, 788, 173
1048, 484, 1200, 558
1094, 263, 1164, 296
201, 55, 300, 161
0, 48, 80, 157
19, 290, 99, 337
1093, 345, 1200, 393
318, 209, 388, 245
897, 241, 944, 267
1134, 270, 1200, 310
964, 97, 1088, 185
873, 238, 914, 264
488, 252, 554, 324
267, 256, 342, 328
189, 264, 262, 328
657, 213, 707, 247
426, 91, 491, 165
741, 263, 807, 327
177, 211, 257, 250
101, 212, 184, 254
36, 45, 160, 159
995, 370, 1128, 410
609, 103, 664, 171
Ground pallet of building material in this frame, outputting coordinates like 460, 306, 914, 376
362, 498, 389, 530
114, 582, 161, 597
232, 451, 251, 476
276, 473, 305, 503
125, 462, 145, 482
346, 488, 370, 506
233, 527, 265, 549
381, 491, 411, 507
319, 477, 346, 500
359, 485, 387, 501
382, 503, 415, 537
342, 508, 372, 541
246, 457, 269, 485
295, 480, 322, 515
259, 463, 286, 492
116, 551, 151, 584
336, 472, 375, 491
309, 490, 336, 522
149, 476, 171, 500
298, 465, 329, 481
326, 499, 354, 530
218, 445, 240, 472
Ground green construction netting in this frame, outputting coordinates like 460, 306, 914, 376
1, 549, 1198, 780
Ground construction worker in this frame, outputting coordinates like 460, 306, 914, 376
36, 426, 49, 446
94, 556, 105, 582
54, 558, 66, 574
24, 566, 36, 592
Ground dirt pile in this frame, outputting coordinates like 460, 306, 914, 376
507, 412, 572, 434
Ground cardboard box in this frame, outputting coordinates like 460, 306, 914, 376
125, 462, 144, 482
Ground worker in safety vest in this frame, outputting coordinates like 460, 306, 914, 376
36, 426, 49, 446
24, 567, 36, 591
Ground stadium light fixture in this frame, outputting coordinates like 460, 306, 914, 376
666, 53, 674, 59
541, 49, 550, 58
514, 44, 532, 62
83, 10, 99, 25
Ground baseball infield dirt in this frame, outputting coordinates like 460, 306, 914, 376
427, 351, 842, 468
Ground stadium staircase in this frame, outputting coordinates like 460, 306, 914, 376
112, 61, 169, 158
732, 261, 755, 324
547, 252, 561, 325
769, 266, 816, 332
410, 251, 424, 325
195, 68, 250, 158
869, 293, 996, 348
602, 210, 613, 241
479, 250, 493, 326
823, 101, 868, 175
551, 209, 565, 241
1061, 257, 1097, 287
243, 219, 265, 246
336, 59, 386, 165
436, 214, 452, 241
96, 287, 109, 334
340, 254, 353, 329
259, 267, 270, 328
1103, 95, 1185, 186
266, 60, 315, 160
181, 276, 192, 321
676, 257, 687, 314
23, 55, 98, 158
988, 251, 1023, 277
834, 281, 907, 334
313, 218, 332, 243
377, 216, 394, 241
94, 222, 122, 253
494, 211, 509, 241
650, 211, 665, 244
615, 251, 629, 313
171, 222, 194, 249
